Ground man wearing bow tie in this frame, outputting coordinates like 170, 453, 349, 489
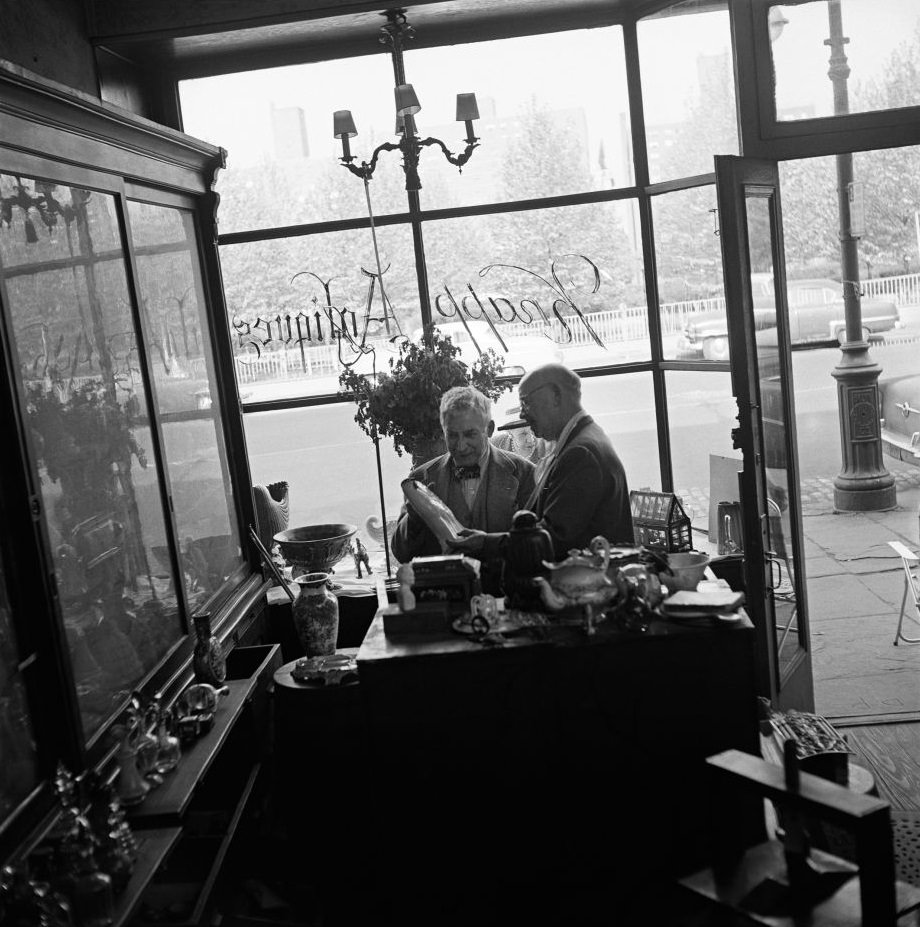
391, 386, 535, 594
449, 363, 634, 561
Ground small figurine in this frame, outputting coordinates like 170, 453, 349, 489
352, 537, 372, 578
395, 563, 415, 612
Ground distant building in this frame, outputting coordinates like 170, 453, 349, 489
272, 104, 310, 161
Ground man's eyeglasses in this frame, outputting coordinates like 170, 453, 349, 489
519, 382, 555, 413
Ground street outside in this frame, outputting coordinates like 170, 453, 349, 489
238, 305, 920, 720
242, 304, 920, 537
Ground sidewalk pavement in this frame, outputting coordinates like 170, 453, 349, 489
803, 464, 920, 722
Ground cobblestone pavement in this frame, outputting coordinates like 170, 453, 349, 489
679, 464, 920, 527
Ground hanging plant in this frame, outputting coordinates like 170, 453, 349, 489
338, 330, 510, 459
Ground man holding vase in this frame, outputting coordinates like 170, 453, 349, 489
391, 385, 535, 595
448, 363, 634, 561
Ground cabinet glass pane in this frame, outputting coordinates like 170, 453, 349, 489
127, 200, 244, 610
0, 555, 39, 822
0, 174, 183, 738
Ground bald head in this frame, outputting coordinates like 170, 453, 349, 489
518, 363, 583, 440
520, 363, 581, 400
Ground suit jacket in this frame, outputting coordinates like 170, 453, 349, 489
529, 415, 634, 559
392, 444, 536, 593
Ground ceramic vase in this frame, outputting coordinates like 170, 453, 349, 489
292, 572, 339, 657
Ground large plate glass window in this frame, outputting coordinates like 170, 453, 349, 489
179, 56, 404, 234
406, 27, 631, 210
422, 203, 648, 379
770, 0, 920, 122
0, 173, 183, 738
126, 199, 245, 611
221, 225, 417, 403
652, 185, 727, 361
638, 2, 737, 185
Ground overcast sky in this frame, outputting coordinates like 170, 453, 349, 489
180, 1, 919, 172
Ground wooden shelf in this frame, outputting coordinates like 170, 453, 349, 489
132, 762, 263, 927
129, 645, 279, 823
121, 643, 280, 926
111, 826, 181, 927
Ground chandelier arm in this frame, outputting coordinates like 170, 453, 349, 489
339, 140, 403, 181
417, 136, 480, 169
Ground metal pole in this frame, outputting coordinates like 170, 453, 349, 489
373, 429, 393, 577
826, 0, 896, 512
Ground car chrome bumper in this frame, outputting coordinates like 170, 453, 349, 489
881, 426, 920, 466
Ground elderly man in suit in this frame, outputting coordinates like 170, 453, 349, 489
391, 385, 535, 594
449, 363, 634, 561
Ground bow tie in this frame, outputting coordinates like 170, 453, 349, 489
453, 464, 481, 480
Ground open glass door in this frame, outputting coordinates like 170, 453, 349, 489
715, 155, 813, 711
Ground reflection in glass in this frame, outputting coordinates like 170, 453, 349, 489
652, 185, 726, 360
408, 27, 630, 210
638, 4, 738, 184
179, 55, 407, 234
423, 205, 647, 373
770, 0, 920, 122
665, 370, 737, 557
127, 200, 244, 611
745, 194, 800, 664
221, 225, 416, 402
0, 174, 182, 738
0, 555, 39, 822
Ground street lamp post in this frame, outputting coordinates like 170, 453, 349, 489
824, 0, 896, 511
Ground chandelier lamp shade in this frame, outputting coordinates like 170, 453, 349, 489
332, 8, 481, 192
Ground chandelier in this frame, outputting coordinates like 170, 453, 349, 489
332, 8, 481, 192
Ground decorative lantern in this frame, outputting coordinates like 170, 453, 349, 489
629, 490, 693, 553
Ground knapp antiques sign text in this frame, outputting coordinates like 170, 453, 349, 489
230, 254, 607, 372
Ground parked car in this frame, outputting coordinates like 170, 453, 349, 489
879, 373, 920, 467
676, 277, 900, 361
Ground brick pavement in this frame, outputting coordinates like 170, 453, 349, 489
680, 464, 920, 721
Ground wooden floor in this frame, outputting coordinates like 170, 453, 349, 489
843, 722, 920, 812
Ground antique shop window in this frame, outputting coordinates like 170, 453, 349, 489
770, 0, 920, 122
651, 184, 727, 362
244, 402, 407, 545
421, 203, 648, 374
220, 224, 416, 403
0, 173, 183, 739
637, 3, 738, 184
665, 370, 737, 557
126, 198, 245, 610
180, 54, 402, 234
579, 373, 661, 494
405, 26, 631, 210
0, 553, 39, 823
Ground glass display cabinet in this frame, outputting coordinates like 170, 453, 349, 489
0, 62, 258, 859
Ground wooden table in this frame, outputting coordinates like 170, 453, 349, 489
356, 605, 763, 924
